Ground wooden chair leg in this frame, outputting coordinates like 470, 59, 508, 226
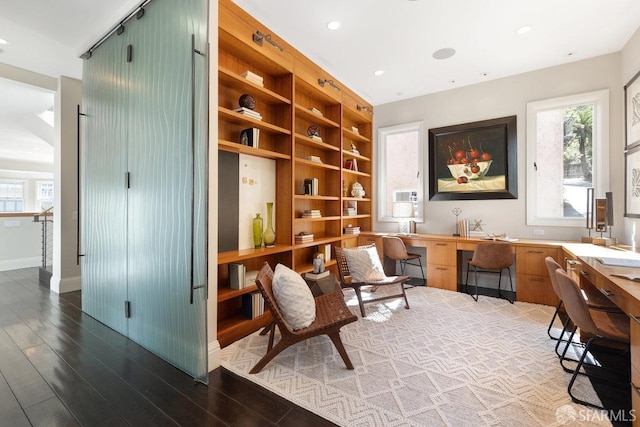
399, 282, 410, 309
250, 339, 295, 374
353, 286, 366, 317
327, 331, 354, 370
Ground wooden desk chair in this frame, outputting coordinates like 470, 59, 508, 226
464, 241, 514, 303
250, 262, 357, 374
554, 268, 630, 409
335, 245, 411, 317
382, 236, 426, 286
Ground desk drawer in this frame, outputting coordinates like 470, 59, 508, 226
516, 274, 558, 306
515, 246, 560, 276
427, 264, 457, 291
425, 241, 456, 266
581, 262, 631, 313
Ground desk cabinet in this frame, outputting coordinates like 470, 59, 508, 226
515, 246, 560, 306
425, 241, 457, 291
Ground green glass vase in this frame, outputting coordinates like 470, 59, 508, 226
263, 202, 276, 247
252, 213, 263, 248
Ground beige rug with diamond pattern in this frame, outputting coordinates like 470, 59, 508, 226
221, 286, 611, 426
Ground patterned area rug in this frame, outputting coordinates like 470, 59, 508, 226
221, 286, 611, 426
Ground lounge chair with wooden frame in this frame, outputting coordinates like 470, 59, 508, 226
335, 245, 411, 317
250, 262, 358, 374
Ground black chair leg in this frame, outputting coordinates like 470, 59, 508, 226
547, 300, 562, 340
472, 266, 479, 301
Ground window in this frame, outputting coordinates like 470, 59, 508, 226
377, 121, 424, 222
38, 181, 54, 211
526, 90, 609, 226
0, 181, 25, 213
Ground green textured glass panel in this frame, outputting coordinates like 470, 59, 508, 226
125, 0, 208, 383
81, 0, 208, 382
81, 28, 129, 336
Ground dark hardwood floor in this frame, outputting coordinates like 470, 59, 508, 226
0, 268, 336, 427
1, 268, 632, 426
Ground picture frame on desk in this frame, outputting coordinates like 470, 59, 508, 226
428, 116, 517, 201
625, 69, 640, 149
625, 144, 640, 218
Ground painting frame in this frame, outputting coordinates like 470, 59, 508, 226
625, 144, 640, 218
428, 115, 517, 200
625, 69, 640, 149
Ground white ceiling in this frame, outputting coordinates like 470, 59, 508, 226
0, 0, 639, 165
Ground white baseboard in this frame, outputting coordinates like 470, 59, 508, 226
50, 275, 82, 294
208, 340, 221, 371
0, 257, 40, 272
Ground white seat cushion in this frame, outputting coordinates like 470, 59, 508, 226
272, 264, 316, 330
342, 245, 387, 282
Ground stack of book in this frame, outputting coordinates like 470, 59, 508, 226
241, 292, 264, 319
344, 225, 360, 234
303, 155, 322, 163
304, 270, 330, 280
295, 232, 314, 243
302, 209, 321, 218
309, 134, 323, 142
229, 263, 260, 290
309, 107, 323, 116
343, 207, 357, 216
303, 178, 319, 196
457, 219, 470, 237
233, 107, 262, 120
241, 70, 264, 87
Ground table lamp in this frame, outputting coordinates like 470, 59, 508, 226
392, 201, 415, 234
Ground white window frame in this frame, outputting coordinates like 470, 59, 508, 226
526, 89, 609, 227
0, 180, 25, 213
377, 121, 425, 222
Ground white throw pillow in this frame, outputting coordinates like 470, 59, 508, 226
342, 245, 387, 282
272, 264, 316, 330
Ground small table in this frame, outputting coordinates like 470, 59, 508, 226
304, 273, 340, 297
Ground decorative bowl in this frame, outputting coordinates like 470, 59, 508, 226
447, 160, 492, 180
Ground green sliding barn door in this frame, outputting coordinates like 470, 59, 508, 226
81, 0, 209, 383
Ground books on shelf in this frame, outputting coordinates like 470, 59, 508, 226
245, 270, 259, 288
302, 209, 322, 218
239, 127, 260, 148
309, 134, 323, 142
343, 200, 357, 216
309, 107, 323, 116
344, 225, 360, 234
241, 70, 264, 86
303, 155, 322, 163
295, 232, 314, 242
304, 270, 330, 280
344, 158, 358, 171
241, 292, 265, 319
233, 107, 262, 120
350, 126, 359, 134
228, 262, 245, 290
322, 243, 332, 261
303, 178, 319, 196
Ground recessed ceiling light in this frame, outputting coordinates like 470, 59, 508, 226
480, 72, 488, 77
516, 25, 532, 35
327, 21, 341, 30
0, 38, 9, 45
374, 70, 384, 76
432, 48, 456, 60
449, 79, 456, 84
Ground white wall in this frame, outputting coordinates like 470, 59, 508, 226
621, 27, 640, 247
374, 53, 624, 243
0, 215, 41, 271
51, 76, 82, 293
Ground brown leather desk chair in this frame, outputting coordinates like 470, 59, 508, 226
382, 236, 426, 286
464, 241, 514, 303
250, 262, 357, 374
544, 257, 623, 346
554, 268, 630, 409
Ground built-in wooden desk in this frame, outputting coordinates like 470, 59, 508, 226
358, 232, 570, 305
562, 243, 640, 424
